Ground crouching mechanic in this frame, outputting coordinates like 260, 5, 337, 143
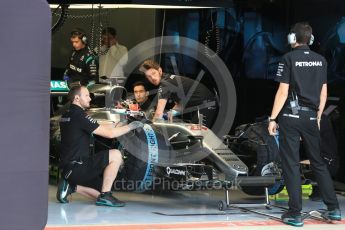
56, 85, 144, 207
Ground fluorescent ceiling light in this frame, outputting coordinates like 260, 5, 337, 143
49, 4, 220, 9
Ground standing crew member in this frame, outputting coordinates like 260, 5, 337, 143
97, 27, 128, 82
57, 85, 144, 207
268, 22, 341, 226
139, 60, 216, 127
63, 28, 98, 87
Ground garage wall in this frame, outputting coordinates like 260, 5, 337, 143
0, 0, 51, 229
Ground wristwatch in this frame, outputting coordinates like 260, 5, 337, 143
268, 117, 276, 122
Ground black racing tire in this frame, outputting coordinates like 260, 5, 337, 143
116, 124, 172, 192
232, 122, 284, 196
218, 200, 227, 211
241, 150, 283, 196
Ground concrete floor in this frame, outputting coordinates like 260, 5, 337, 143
45, 185, 345, 229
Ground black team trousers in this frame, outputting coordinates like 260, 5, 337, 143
278, 107, 339, 214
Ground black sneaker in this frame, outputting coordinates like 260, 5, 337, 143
56, 179, 75, 203
324, 208, 341, 221
281, 211, 303, 227
95, 192, 125, 207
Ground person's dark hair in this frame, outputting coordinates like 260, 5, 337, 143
291, 22, 313, 44
133, 81, 147, 90
68, 85, 83, 102
101, 27, 117, 37
70, 28, 88, 44
139, 59, 161, 73
70, 28, 86, 39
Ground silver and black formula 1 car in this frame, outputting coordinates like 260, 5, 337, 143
50, 82, 282, 196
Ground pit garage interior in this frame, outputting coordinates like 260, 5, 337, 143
1, 0, 345, 230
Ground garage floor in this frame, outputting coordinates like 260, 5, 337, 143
45, 185, 345, 230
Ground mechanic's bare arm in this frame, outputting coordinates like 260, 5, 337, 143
93, 121, 143, 139
316, 84, 327, 130
317, 84, 327, 119
153, 98, 168, 121
172, 103, 182, 111
93, 124, 130, 139
268, 83, 289, 135
270, 83, 289, 119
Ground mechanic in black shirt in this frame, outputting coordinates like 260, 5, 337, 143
268, 22, 341, 226
133, 81, 154, 118
63, 29, 98, 87
57, 85, 144, 207
139, 59, 216, 127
